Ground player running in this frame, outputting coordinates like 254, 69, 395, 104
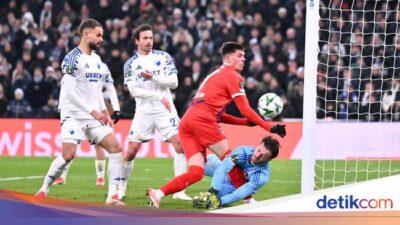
146, 42, 286, 208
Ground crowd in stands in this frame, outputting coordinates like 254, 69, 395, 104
317, 0, 400, 121
2, 0, 395, 121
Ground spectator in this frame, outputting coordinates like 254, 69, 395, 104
37, 94, 58, 118
0, 83, 7, 117
6, 88, 32, 118
39, 1, 53, 30
175, 76, 194, 117
0, 60, 11, 99
56, 1, 78, 26
25, 66, 53, 113
57, 16, 72, 34
11, 60, 31, 93
1, 0, 313, 119
44, 66, 59, 92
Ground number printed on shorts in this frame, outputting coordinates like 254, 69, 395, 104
170, 117, 178, 128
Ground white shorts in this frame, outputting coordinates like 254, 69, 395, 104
60, 117, 114, 145
128, 111, 180, 142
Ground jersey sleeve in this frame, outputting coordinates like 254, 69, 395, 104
151, 52, 178, 89
103, 63, 114, 84
226, 73, 246, 99
164, 52, 178, 77
103, 63, 120, 111
219, 181, 257, 205
61, 52, 80, 77
248, 170, 269, 190
123, 59, 134, 85
61, 75, 94, 113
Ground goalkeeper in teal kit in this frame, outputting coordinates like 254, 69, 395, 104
194, 135, 280, 209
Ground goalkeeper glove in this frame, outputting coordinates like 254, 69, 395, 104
206, 193, 221, 210
111, 111, 121, 124
205, 188, 221, 210
270, 124, 286, 137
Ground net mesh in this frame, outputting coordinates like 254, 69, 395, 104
314, 0, 400, 190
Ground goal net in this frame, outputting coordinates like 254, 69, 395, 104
302, 0, 400, 192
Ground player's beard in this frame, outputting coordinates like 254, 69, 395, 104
89, 41, 100, 51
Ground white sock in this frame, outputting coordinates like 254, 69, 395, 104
40, 155, 68, 192
173, 153, 187, 177
121, 160, 134, 191
107, 152, 122, 198
156, 189, 165, 199
60, 160, 72, 179
95, 160, 106, 179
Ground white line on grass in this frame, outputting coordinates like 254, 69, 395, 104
0, 175, 300, 184
0, 175, 43, 182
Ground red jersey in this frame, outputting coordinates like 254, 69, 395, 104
190, 65, 245, 121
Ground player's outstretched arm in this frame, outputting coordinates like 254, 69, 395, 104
220, 181, 257, 206
220, 169, 269, 206
233, 96, 286, 137
219, 113, 254, 126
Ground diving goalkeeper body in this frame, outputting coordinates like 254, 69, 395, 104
195, 135, 280, 209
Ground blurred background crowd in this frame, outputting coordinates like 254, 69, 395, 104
317, 0, 400, 121
0, 0, 306, 120
0, 0, 397, 121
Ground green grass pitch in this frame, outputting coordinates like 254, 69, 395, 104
0, 157, 301, 211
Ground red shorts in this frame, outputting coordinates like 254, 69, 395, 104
179, 108, 226, 160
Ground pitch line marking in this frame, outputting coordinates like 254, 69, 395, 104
0, 175, 43, 181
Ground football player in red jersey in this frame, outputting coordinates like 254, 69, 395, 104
146, 42, 286, 208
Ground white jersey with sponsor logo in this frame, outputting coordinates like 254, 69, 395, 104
124, 50, 178, 114
59, 47, 108, 119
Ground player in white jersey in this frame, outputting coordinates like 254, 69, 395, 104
53, 63, 121, 187
35, 19, 124, 205
120, 24, 190, 200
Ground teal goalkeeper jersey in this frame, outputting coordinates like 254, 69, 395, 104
211, 146, 270, 205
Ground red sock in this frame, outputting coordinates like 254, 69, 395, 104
160, 166, 204, 196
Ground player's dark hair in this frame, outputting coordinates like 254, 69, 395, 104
261, 135, 280, 160
221, 42, 245, 57
79, 19, 103, 36
133, 24, 153, 41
